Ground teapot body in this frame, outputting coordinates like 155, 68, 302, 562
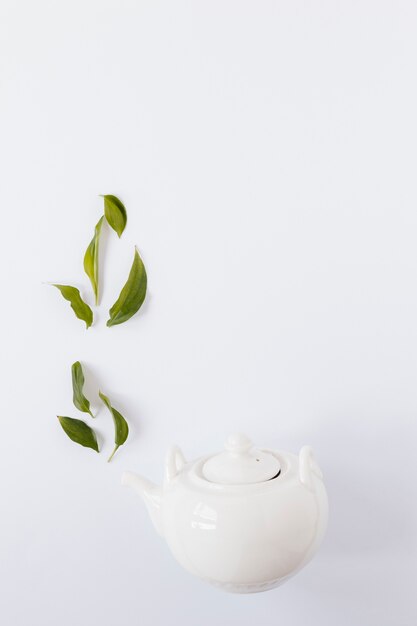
160, 450, 328, 593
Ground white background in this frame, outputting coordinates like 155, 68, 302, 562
1, 1, 416, 624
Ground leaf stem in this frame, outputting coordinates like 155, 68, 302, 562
108, 445, 119, 463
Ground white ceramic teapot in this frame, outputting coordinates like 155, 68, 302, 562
122, 433, 328, 593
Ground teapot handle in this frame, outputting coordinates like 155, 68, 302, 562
299, 446, 323, 490
165, 445, 186, 483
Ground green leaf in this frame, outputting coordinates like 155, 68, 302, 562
106, 248, 147, 327
83, 216, 104, 305
102, 194, 127, 238
71, 361, 93, 417
57, 416, 99, 452
99, 391, 129, 462
52, 285, 93, 329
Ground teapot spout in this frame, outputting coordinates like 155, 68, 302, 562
122, 472, 164, 536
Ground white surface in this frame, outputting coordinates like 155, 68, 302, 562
1, 1, 416, 624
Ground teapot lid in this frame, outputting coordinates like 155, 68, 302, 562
202, 433, 281, 485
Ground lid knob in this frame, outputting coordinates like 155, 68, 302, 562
224, 433, 252, 454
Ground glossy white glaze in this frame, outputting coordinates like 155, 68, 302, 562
122, 435, 328, 593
